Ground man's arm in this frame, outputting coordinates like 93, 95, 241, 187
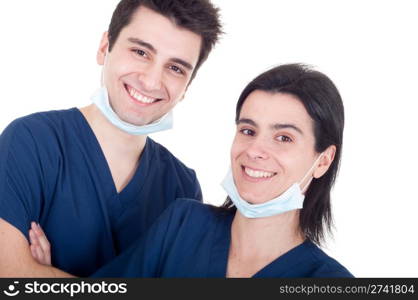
0, 219, 74, 278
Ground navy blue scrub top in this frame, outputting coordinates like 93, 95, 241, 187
0, 108, 202, 276
92, 199, 354, 278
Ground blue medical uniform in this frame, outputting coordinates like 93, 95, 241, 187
93, 199, 353, 278
0, 108, 202, 276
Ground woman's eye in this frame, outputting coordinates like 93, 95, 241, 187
240, 128, 255, 136
277, 135, 292, 143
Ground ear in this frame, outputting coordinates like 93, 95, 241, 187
313, 145, 336, 179
97, 31, 109, 66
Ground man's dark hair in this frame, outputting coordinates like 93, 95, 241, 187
223, 63, 345, 246
108, 0, 222, 80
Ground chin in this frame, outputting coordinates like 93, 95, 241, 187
242, 189, 280, 204
118, 110, 148, 126
238, 190, 265, 204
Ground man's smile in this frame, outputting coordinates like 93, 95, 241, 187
125, 84, 163, 105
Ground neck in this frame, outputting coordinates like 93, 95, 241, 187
78, 104, 147, 154
230, 209, 304, 260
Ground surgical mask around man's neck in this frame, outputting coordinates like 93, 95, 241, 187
221, 153, 324, 219
91, 86, 173, 136
92, 48, 173, 135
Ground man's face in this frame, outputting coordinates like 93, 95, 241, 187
97, 6, 202, 126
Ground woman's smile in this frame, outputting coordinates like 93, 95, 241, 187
241, 165, 277, 182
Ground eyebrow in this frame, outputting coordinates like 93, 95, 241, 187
237, 118, 304, 135
128, 37, 194, 71
128, 37, 156, 53
236, 118, 257, 127
272, 123, 303, 135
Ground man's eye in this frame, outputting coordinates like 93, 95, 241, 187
277, 135, 292, 143
240, 128, 255, 136
133, 49, 147, 57
169, 65, 184, 75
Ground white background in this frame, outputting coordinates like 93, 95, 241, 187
1, 0, 417, 277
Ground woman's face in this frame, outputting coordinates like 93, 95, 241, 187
231, 90, 322, 204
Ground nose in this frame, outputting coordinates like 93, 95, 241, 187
245, 137, 269, 161
138, 63, 163, 91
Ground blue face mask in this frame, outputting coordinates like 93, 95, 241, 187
91, 87, 173, 136
221, 154, 323, 219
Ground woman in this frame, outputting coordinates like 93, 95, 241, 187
30, 63, 353, 277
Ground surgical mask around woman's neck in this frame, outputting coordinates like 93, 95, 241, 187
221, 154, 323, 219
90, 86, 173, 136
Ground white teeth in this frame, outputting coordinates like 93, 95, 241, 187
244, 167, 275, 178
128, 86, 157, 104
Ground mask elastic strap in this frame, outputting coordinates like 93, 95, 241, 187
300, 177, 313, 194
299, 153, 323, 193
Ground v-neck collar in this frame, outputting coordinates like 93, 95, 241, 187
252, 240, 312, 277
117, 137, 153, 203
209, 209, 313, 278
74, 107, 152, 199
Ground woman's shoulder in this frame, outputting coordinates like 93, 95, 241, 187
153, 198, 233, 248
168, 198, 232, 225
304, 241, 354, 278
172, 198, 231, 215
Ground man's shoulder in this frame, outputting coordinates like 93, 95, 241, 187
147, 138, 197, 176
1, 108, 83, 160
3, 108, 79, 136
145, 138, 203, 200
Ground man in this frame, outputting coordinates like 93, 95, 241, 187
0, 0, 221, 277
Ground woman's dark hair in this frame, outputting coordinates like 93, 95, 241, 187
222, 63, 345, 245
107, 0, 222, 80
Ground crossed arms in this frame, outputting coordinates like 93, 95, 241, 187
0, 219, 73, 278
